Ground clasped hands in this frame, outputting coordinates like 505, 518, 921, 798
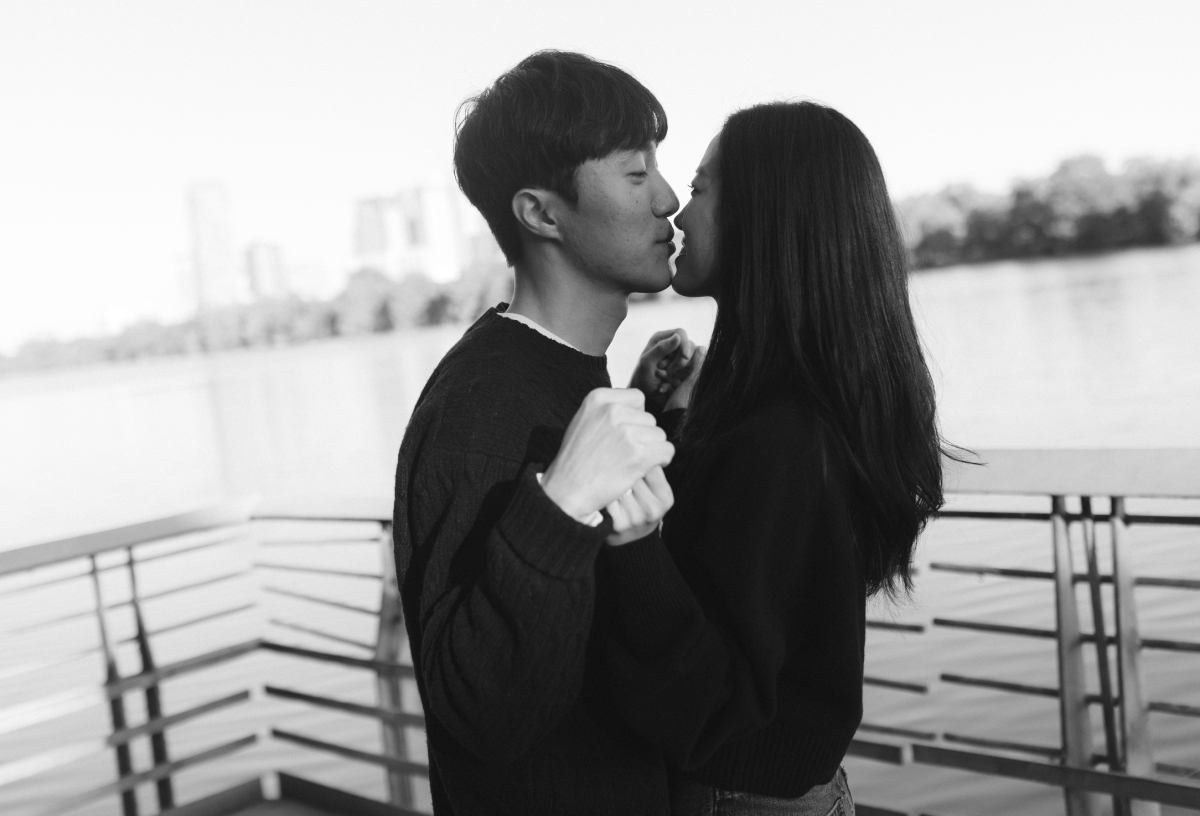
541, 329, 705, 546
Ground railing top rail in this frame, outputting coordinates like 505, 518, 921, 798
0, 501, 255, 577
251, 495, 392, 524
945, 449, 1200, 499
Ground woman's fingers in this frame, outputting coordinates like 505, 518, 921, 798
619, 490, 648, 529
641, 466, 674, 508
607, 497, 631, 531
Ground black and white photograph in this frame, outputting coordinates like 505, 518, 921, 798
2, 2, 1199, 815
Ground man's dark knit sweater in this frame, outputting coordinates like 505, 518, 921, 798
601, 397, 867, 798
392, 306, 669, 816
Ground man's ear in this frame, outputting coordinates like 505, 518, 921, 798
511, 188, 564, 243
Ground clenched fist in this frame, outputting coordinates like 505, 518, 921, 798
541, 388, 675, 523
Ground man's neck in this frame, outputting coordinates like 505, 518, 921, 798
507, 255, 629, 357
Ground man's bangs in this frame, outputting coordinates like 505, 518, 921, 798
580, 81, 668, 161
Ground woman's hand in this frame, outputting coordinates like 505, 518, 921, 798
605, 466, 674, 546
629, 329, 696, 411
663, 346, 706, 412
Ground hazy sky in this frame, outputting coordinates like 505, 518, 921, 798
2, 0, 1198, 352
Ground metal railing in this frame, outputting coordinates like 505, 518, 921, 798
847, 449, 1200, 816
1, 449, 1198, 816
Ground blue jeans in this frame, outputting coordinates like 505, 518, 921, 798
669, 767, 854, 816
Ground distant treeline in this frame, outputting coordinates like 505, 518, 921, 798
898, 155, 1200, 268
0, 264, 514, 376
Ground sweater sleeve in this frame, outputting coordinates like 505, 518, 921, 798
600, 417, 825, 770
409, 449, 608, 765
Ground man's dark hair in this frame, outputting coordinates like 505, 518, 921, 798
453, 50, 667, 265
681, 101, 961, 599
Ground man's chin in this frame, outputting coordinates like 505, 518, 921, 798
628, 266, 674, 295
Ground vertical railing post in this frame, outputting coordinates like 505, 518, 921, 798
126, 547, 174, 811
90, 555, 139, 816
1051, 496, 1098, 816
374, 522, 413, 807
1111, 497, 1161, 816
1080, 498, 1125, 816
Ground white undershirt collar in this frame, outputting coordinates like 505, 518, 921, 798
499, 310, 580, 352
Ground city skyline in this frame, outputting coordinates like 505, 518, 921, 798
2, 0, 1200, 352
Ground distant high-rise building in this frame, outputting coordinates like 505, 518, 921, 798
187, 182, 240, 310
245, 243, 288, 300
352, 184, 476, 283
353, 197, 395, 273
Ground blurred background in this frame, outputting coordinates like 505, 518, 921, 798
2, 2, 1199, 815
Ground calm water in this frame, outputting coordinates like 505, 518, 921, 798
2, 243, 1199, 815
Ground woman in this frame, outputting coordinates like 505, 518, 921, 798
602, 101, 950, 815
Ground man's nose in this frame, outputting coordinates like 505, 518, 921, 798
652, 174, 680, 218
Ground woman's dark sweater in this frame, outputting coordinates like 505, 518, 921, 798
393, 307, 670, 815
601, 396, 867, 797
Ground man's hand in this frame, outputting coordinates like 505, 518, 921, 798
664, 345, 706, 412
629, 329, 697, 411
541, 388, 675, 523
605, 466, 674, 546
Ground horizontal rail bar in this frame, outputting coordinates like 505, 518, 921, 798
105, 639, 260, 698
912, 744, 1200, 808
929, 562, 1053, 580
846, 738, 906, 765
1157, 762, 1200, 781
271, 728, 429, 777
940, 673, 1060, 699
939, 510, 1200, 527
107, 690, 251, 746
4, 570, 249, 636
139, 569, 250, 602
1137, 576, 1200, 590
939, 510, 1052, 522
131, 533, 243, 566
277, 773, 426, 816
263, 685, 426, 727
932, 618, 1057, 639
254, 562, 383, 579
259, 640, 415, 676
1148, 700, 1200, 718
0, 568, 90, 596
858, 722, 937, 741
1141, 637, 1200, 653
864, 676, 930, 694
269, 618, 375, 651
259, 536, 384, 547
940, 732, 1062, 759
118, 603, 255, 643
866, 620, 926, 633
929, 563, 1199, 591
35, 734, 257, 816
0, 502, 254, 576
1126, 514, 1200, 527
263, 585, 379, 615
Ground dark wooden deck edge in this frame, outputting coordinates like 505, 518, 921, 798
279, 774, 424, 816
160, 779, 264, 816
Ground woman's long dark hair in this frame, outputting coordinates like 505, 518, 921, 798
681, 101, 949, 597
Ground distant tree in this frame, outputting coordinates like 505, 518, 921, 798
334, 268, 396, 335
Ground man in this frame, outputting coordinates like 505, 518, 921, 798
393, 51, 692, 814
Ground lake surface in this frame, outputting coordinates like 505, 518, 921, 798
2, 243, 1199, 815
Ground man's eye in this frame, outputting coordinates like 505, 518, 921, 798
631, 171, 648, 179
